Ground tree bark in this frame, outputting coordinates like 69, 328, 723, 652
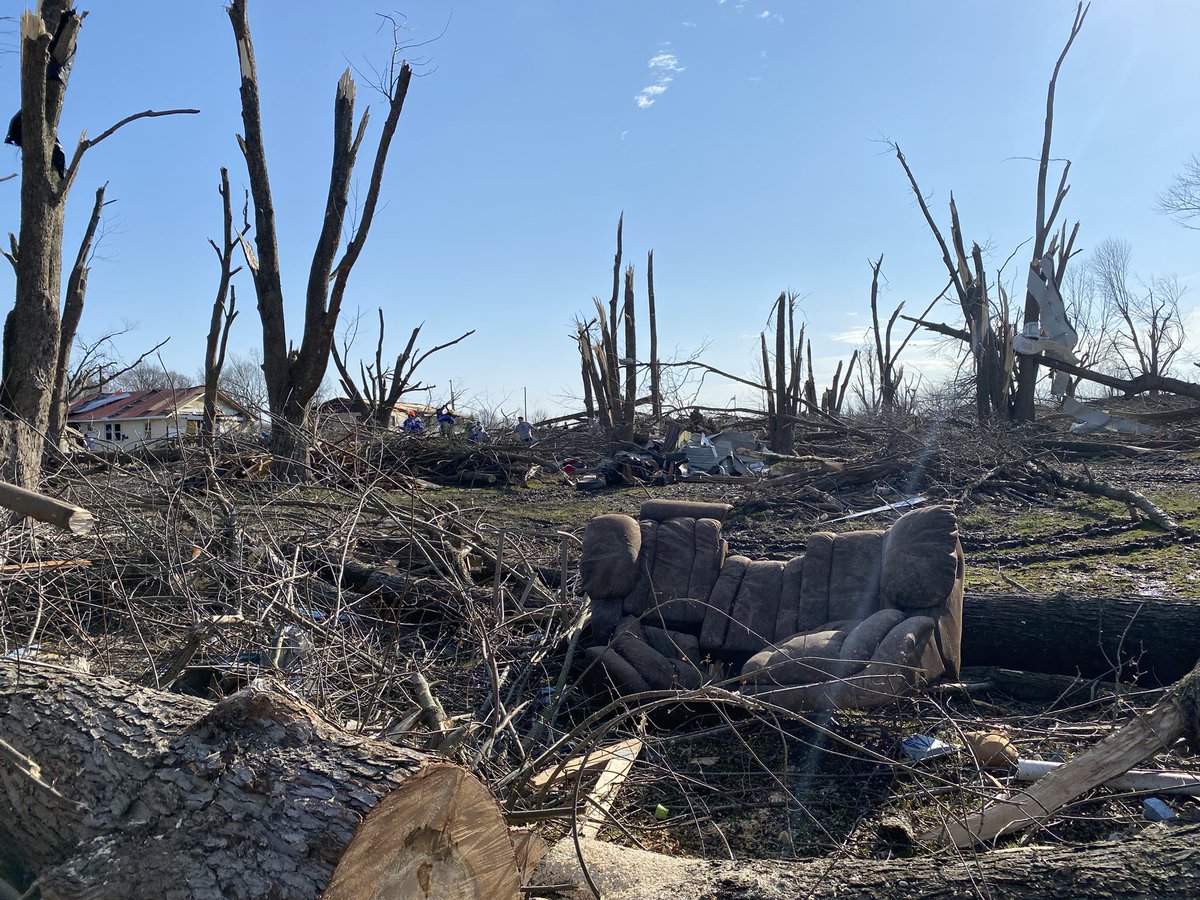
535, 826, 1200, 899
1, 5, 75, 490
962, 592, 1200, 685
0, 660, 520, 899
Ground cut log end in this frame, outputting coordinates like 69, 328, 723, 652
322, 763, 521, 900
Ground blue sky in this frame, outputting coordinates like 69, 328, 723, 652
4, 1, 1200, 418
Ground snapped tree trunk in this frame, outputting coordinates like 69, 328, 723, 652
0, 661, 520, 899
229, 0, 413, 479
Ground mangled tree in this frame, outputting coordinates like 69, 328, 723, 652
575, 214, 663, 442
1011, 1, 1089, 421
330, 309, 473, 428
0, 2, 195, 489
893, 145, 1018, 422
758, 293, 855, 439
228, 0, 413, 476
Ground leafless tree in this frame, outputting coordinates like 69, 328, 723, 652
1090, 238, 1186, 387
201, 168, 247, 448
330, 308, 473, 428
215, 350, 268, 423
1012, 2, 1089, 421
109, 361, 191, 394
0, 1, 196, 489
892, 144, 1016, 422
43, 182, 113, 455
574, 215, 663, 443
1157, 153, 1200, 229
228, 0, 414, 478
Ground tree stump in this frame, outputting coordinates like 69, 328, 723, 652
0, 660, 519, 899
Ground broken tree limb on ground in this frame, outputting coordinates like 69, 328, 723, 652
532, 825, 1200, 899
0, 480, 93, 533
0, 660, 520, 899
932, 655, 1200, 848
1032, 461, 1179, 530
962, 592, 1200, 685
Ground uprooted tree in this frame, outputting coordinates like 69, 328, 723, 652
0, 1, 196, 490
228, 0, 412, 478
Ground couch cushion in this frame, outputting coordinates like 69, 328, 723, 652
723, 560, 786, 655
839, 608, 908, 665
622, 520, 659, 616
826, 530, 884, 621
774, 556, 805, 640
879, 505, 960, 610
640, 499, 733, 523
581, 514, 641, 600
652, 517, 726, 628
699, 555, 751, 651
643, 626, 702, 665
741, 624, 857, 685
797, 533, 835, 631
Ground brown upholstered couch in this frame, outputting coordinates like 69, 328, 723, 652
579, 499, 964, 710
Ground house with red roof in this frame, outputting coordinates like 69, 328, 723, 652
67, 386, 252, 448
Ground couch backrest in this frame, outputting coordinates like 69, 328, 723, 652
582, 502, 962, 678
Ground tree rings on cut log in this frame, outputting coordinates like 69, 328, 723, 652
322, 763, 520, 900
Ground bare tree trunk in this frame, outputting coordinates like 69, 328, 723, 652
1, 5, 76, 490
607, 213, 623, 415
46, 183, 107, 458
229, 0, 412, 479
647, 249, 661, 422
0, 661, 520, 899
621, 264, 637, 442
1, 6, 194, 490
202, 168, 242, 450
537, 825, 1200, 899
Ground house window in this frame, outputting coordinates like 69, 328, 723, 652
104, 423, 123, 442
186, 419, 198, 437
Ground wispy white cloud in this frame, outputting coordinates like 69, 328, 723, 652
683, 20, 697, 27
758, 10, 770, 18
619, 129, 629, 141
635, 48, 685, 109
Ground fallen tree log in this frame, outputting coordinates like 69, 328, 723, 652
962, 592, 1200, 685
0, 660, 519, 899
0, 481, 93, 533
532, 826, 1200, 899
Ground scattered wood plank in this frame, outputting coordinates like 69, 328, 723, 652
528, 738, 646, 793
577, 738, 644, 840
931, 657, 1200, 848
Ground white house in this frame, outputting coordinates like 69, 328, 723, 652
67, 386, 252, 449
